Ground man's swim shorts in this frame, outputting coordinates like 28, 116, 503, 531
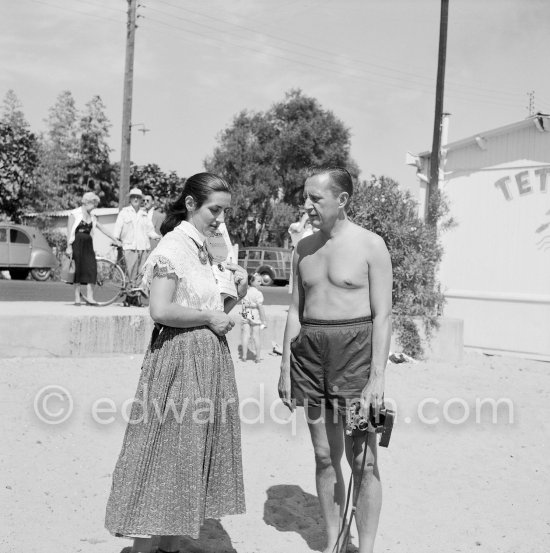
290, 316, 372, 413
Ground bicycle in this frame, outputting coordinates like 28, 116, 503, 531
80, 245, 149, 307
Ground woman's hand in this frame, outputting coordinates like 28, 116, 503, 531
205, 310, 236, 336
226, 262, 248, 298
66, 245, 72, 256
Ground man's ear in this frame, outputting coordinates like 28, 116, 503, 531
185, 195, 196, 212
339, 192, 350, 209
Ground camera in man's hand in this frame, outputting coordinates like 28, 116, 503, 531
344, 401, 395, 448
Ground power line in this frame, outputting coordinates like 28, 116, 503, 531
25, 0, 124, 24
70, 0, 126, 15
23, 0, 529, 109
151, 0, 526, 101
142, 15, 522, 110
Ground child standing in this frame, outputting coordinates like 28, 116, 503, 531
240, 273, 267, 363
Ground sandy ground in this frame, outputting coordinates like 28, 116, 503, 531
1, 349, 549, 553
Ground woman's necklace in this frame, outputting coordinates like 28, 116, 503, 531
188, 235, 211, 265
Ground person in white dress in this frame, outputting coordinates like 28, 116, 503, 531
240, 272, 268, 363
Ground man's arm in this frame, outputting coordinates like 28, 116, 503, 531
145, 215, 161, 239
361, 235, 393, 419
278, 247, 303, 410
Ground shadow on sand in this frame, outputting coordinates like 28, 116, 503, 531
263, 484, 358, 553
118, 519, 236, 553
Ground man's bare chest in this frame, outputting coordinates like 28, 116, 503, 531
299, 246, 369, 290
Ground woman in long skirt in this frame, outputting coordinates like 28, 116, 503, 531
105, 173, 247, 553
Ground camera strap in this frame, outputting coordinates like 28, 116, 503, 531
332, 433, 369, 553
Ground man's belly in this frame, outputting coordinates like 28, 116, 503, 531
302, 287, 371, 320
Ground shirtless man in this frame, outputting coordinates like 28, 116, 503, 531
278, 167, 392, 553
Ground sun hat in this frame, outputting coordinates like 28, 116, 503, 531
129, 187, 143, 197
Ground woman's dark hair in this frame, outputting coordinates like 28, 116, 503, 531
160, 172, 231, 236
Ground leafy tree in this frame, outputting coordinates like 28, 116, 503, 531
263, 201, 298, 246
77, 95, 117, 206
128, 163, 185, 209
2, 90, 29, 131
349, 176, 446, 358
206, 89, 359, 245
0, 91, 39, 222
36, 90, 80, 209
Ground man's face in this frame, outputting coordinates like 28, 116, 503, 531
143, 195, 154, 211
129, 195, 142, 210
303, 174, 343, 230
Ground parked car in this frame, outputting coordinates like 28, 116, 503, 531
238, 246, 292, 286
0, 223, 58, 280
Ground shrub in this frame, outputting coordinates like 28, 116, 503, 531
41, 228, 67, 281
349, 176, 446, 358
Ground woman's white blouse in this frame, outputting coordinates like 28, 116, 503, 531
141, 221, 223, 312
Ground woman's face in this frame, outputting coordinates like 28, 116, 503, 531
189, 191, 231, 237
83, 200, 98, 213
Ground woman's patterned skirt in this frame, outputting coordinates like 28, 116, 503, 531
105, 325, 245, 538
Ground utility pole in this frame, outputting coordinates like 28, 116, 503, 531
118, 0, 137, 208
427, 0, 449, 228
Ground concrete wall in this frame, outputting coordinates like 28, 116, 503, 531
0, 303, 463, 362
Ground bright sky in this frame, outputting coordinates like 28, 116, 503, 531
2, 0, 549, 197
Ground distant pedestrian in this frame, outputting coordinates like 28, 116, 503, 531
66, 192, 120, 306
113, 188, 161, 288
240, 272, 268, 363
143, 193, 165, 251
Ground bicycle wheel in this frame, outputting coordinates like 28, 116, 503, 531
81, 258, 126, 306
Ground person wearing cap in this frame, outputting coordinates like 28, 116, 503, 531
66, 192, 121, 305
113, 187, 161, 288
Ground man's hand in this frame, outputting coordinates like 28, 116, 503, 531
205, 311, 235, 336
278, 361, 294, 412
360, 374, 385, 422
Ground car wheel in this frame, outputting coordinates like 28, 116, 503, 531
259, 271, 274, 286
9, 268, 30, 280
31, 268, 52, 281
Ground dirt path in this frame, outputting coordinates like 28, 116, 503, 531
1, 351, 548, 552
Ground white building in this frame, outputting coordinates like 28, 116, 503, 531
412, 114, 550, 361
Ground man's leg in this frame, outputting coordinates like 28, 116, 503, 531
136, 250, 148, 281
306, 405, 346, 553
344, 430, 382, 553
124, 250, 139, 287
